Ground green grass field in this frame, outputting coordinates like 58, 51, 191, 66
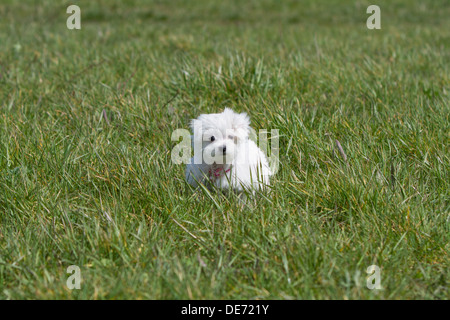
0, 0, 448, 299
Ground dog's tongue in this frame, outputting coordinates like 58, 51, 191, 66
211, 163, 222, 174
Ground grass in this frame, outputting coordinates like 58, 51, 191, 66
0, 0, 448, 299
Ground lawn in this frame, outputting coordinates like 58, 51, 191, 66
0, 0, 448, 299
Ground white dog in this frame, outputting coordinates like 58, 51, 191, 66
185, 108, 271, 194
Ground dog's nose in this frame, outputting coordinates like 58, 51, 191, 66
221, 146, 227, 154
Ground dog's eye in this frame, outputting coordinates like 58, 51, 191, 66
210, 136, 215, 142
228, 135, 234, 140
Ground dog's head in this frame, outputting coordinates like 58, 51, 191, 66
190, 108, 250, 165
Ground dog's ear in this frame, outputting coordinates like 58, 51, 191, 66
232, 111, 250, 141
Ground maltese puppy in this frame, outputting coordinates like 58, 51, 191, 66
185, 108, 271, 194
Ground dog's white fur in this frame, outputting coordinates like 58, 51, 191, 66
185, 108, 271, 194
